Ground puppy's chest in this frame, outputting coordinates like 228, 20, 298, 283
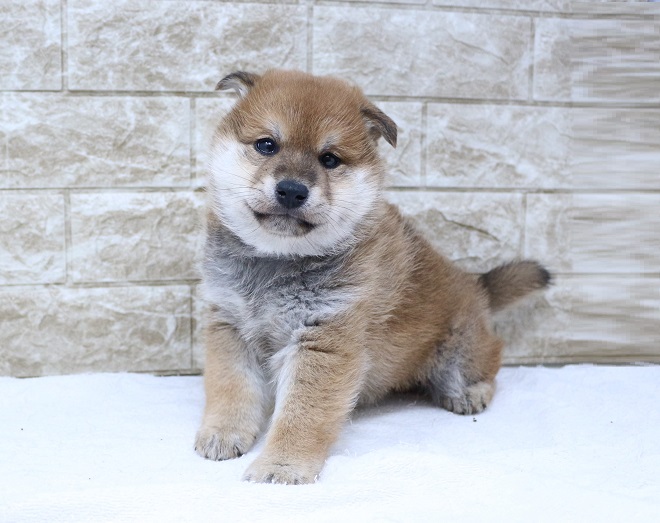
209, 256, 351, 351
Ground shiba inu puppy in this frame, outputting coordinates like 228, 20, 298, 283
195, 69, 550, 484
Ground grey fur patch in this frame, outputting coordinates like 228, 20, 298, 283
425, 326, 476, 402
202, 221, 355, 358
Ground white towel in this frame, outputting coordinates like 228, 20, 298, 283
1, 366, 658, 522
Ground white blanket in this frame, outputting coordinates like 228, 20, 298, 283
1, 366, 658, 522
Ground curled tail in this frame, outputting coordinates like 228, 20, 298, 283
479, 260, 551, 312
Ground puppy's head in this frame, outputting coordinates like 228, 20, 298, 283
207, 69, 397, 257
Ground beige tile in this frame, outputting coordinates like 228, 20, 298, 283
570, 108, 660, 190
0, 94, 189, 188
496, 275, 660, 364
534, 18, 660, 102
70, 192, 204, 282
525, 193, 660, 274
314, 7, 531, 99
524, 194, 572, 273
68, 0, 307, 91
377, 102, 423, 187
0, 193, 65, 284
433, 0, 569, 10
0, 285, 192, 377
571, 1, 659, 15
495, 291, 562, 365
0, 0, 61, 90
386, 191, 524, 272
533, 18, 571, 101
426, 104, 571, 189
427, 105, 660, 191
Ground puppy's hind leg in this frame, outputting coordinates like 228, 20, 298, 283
425, 319, 503, 416
195, 319, 268, 461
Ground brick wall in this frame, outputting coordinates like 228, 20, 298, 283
1, 0, 658, 377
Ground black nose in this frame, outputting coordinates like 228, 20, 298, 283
275, 180, 309, 209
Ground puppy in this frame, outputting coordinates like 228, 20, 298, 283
195, 69, 550, 484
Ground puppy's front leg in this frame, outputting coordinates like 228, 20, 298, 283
243, 326, 365, 484
195, 320, 268, 461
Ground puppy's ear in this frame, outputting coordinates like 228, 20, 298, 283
215, 71, 260, 98
362, 103, 397, 149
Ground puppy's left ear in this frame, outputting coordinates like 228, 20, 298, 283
215, 71, 260, 98
362, 103, 397, 149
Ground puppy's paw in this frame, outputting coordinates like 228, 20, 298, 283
242, 455, 320, 485
194, 424, 257, 461
441, 381, 494, 415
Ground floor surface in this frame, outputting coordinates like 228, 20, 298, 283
1, 365, 658, 522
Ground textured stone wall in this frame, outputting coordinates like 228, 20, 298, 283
1, 0, 658, 377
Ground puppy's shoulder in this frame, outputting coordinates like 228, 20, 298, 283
360, 201, 427, 260
343, 201, 420, 288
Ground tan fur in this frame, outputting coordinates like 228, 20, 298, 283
479, 260, 552, 312
195, 70, 550, 484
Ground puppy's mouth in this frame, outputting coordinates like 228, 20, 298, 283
252, 210, 316, 236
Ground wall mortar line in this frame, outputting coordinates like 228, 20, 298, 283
522, 192, 528, 259
420, 102, 428, 187
61, 0, 68, 92
189, 98, 196, 187
189, 285, 195, 370
306, 0, 314, 73
5, 88, 659, 109
63, 190, 72, 286
529, 16, 536, 102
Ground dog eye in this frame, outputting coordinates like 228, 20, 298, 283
254, 138, 279, 156
319, 153, 341, 169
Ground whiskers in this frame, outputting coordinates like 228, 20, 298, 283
209, 167, 265, 206
208, 158, 259, 186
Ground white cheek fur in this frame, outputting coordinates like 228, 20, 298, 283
207, 138, 381, 257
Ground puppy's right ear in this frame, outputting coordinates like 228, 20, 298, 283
215, 71, 260, 98
362, 103, 398, 149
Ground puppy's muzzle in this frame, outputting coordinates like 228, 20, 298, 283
276, 180, 309, 209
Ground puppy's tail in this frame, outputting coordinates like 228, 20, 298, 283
478, 260, 551, 313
